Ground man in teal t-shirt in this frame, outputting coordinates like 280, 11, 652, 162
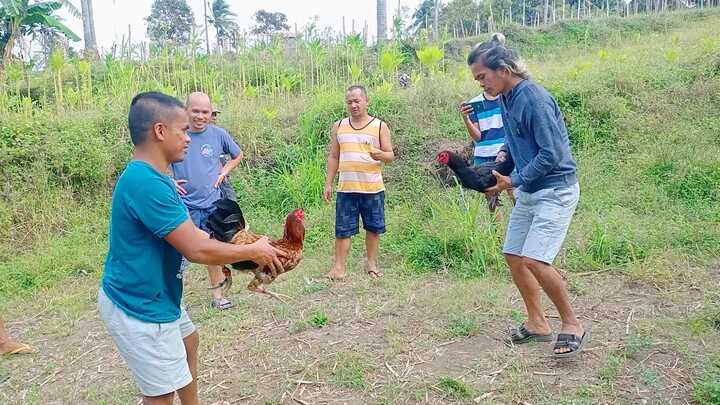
99, 91, 287, 404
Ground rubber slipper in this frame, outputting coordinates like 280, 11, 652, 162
367, 269, 383, 278
504, 324, 553, 344
211, 297, 233, 310
553, 329, 590, 358
3, 343, 34, 356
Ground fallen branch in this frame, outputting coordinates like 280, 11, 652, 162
625, 308, 634, 335
385, 361, 401, 378
474, 392, 493, 402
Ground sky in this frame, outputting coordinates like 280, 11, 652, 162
57, 0, 425, 52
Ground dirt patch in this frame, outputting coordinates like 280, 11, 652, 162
2, 268, 718, 404
421, 139, 474, 187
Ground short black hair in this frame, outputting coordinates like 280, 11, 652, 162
128, 91, 185, 146
346, 85, 368, 97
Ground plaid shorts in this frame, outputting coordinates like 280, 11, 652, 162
335, 191, 386, 238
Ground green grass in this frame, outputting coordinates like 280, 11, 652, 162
437, 376, 476, 399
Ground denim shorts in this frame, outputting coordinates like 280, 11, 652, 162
503, 182, 580, 264
188, 206, 214, 233
335, 191, 386, 238
98, 288, 195, 397
219, 181, 237, 202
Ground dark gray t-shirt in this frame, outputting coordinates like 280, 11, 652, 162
170, 125, 241, 209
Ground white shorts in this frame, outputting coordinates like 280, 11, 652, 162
98, 288, 196, 397
503, 182, 580, 264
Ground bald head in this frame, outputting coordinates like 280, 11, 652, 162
187, 92, 211, 108
186, 92, 212, 132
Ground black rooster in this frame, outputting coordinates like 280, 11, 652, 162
437, 150, 515, 209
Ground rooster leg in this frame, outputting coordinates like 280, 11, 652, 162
487, 193, 503, 211
261, 289, 291, 303
247, 280, 291, 303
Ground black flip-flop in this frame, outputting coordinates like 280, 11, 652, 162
505, 324, 553, 344
553, 330, 590, 358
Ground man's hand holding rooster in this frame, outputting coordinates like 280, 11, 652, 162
248, 236, 288, 277
485, 170, 513, 194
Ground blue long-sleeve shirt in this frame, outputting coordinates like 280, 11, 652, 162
499, 80, 577, 193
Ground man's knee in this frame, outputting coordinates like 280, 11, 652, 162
522, 256, 549, 274
504, 252, 522, 265
143, 393, 174, 405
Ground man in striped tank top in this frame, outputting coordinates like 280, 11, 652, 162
320, 85, 395, 281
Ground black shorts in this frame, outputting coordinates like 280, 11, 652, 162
335, 191, 386, 238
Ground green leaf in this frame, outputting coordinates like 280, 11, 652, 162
22, 12, 80, 41
0, 0, 28, 17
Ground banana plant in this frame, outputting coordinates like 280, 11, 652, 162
416, 45, 444, 74
278, 72, 302, 93
0, 1, 80, 62
48, 48, 65, 104
348, 64, 362, 82
378, 48, 404, 83
344, 33, 364, 71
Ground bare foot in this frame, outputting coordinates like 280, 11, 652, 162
316, 267, 345, 282
0, 341, 35, 355
519, 322, 552, 337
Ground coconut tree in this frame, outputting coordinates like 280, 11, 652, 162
208, 0, 239, 52
377, 0, 387, 43
79, 0, 96, 56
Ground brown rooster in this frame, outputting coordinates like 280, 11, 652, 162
206, 198, 306, 303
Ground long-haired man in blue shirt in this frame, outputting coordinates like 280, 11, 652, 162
468, 36, 589, 358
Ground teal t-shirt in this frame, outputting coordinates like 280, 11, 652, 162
101, 160, 189, 323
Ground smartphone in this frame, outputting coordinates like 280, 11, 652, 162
462, 100, 486, 116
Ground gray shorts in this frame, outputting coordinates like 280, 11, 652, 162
503, 182, 580, 264
98, 288, 196, 397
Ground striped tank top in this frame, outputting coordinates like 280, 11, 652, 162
337, 117, 385, 194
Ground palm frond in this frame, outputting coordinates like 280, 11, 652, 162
57, 0, 80, 19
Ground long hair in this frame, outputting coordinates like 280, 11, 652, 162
467, 33, 530, 79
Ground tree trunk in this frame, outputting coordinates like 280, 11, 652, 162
377, 0, 387, 44
80, 0, 98, 57
434, 0, 439, 41
2, 20, 21, 62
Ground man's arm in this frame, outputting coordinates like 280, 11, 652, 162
215, 151, 244, 188
370, 121, 394, 163
461, 104, 483, 142
508, 100, 565, 188
164, 219, 287, 274
323, 121, 341, 202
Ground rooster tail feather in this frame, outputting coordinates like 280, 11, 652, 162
222, 213, 245, 224
207, 198, 246, 242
